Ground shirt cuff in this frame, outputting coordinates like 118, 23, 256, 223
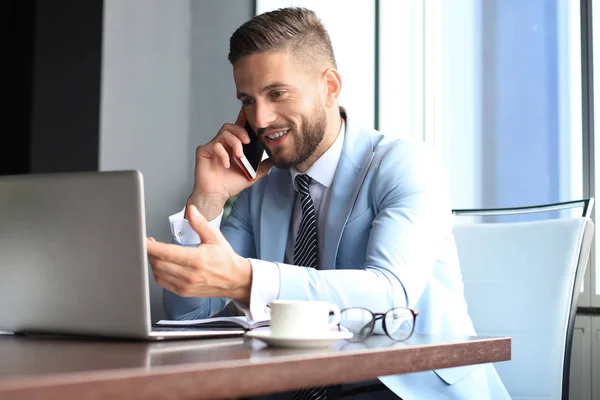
233, 259, 280, 321
169, 206, 223, 245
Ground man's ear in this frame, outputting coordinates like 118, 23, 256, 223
323, 68, 342, 107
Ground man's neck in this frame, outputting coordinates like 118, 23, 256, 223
295, 108, 343, 172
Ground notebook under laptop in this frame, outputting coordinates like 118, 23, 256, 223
0, 170, 243, 340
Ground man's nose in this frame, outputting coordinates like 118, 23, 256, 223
253, 102, 277, 129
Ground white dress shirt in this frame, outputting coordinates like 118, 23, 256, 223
169, 121, 345, 321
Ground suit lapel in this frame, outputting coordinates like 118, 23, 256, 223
322, 111, 375, 270
257, 109, 375, 267
259, 168, 295, 262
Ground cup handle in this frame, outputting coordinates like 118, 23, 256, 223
327, 304, 341, 329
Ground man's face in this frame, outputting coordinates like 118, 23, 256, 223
233, 52, 327, 169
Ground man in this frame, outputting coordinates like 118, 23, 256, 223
147, 7, 510, 400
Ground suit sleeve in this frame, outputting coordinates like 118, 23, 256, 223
277, 141, 453, 311
220, 188, 258, 258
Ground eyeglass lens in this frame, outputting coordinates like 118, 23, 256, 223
339, 308, 374, 342
384, 308, 415, 341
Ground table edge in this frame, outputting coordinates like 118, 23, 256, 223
0, 336, 511, 399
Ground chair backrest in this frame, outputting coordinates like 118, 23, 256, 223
452, 199, 595, 400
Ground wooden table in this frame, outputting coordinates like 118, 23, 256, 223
0, 333, 511, 399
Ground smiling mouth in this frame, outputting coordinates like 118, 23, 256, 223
266, 130, 290, 140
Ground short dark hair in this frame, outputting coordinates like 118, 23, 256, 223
228, 7, 337, 71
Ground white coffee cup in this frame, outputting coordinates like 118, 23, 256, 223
268, 300, 341, 338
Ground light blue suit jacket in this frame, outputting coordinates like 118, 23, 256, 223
164, 109, 510, 399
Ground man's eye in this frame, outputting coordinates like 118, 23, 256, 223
271, 91, 284, 99
241, 98, 254, 106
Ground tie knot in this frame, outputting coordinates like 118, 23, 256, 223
295, 174, 311, 195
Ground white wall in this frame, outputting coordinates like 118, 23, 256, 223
100, 0, 252, 319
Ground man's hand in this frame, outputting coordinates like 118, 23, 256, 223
147, 205, 252, 302
190, 108, 273, 220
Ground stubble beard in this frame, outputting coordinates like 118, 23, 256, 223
264, 104, 328, 170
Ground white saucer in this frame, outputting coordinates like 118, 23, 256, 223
245, 329, 353, 348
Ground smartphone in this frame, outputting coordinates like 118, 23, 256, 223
234, 121, 265, 180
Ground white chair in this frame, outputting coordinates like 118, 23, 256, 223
452, 199, 595, 400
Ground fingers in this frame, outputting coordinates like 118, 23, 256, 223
256, 158, 274, 180
199, 123, 251, 168
147, 238, 200, 296
154, 274, 180, 295
152, 257, 193, 283
151, 261, 193, 296
147, 239, 197, 267
220, 123, 250, 144
187, 205, 224, 245
147, 242, 199, 296
220, 130, 245, 159
212, 142, 230, 168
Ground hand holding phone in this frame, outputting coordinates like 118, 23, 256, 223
234, 116, 266, 181
188, 108, 272, 221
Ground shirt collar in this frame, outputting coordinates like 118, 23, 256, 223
291, 119, 345, 190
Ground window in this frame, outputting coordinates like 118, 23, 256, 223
422, 1, 583, 213
422, 0, 586, 301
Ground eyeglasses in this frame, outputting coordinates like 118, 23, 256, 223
337, 307, 419, 342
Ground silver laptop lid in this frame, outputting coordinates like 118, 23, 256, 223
0, 170, 151, 338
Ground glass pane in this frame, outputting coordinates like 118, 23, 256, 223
592, 0, 600, 297
429, 0, 582, 222
379, 0, 424, 142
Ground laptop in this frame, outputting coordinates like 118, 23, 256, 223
0, 170, 244, 340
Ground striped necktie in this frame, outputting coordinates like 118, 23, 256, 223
293, 174, 318, 268
292, 174, 327, 400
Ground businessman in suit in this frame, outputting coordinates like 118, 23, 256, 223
146, 7, 510, 400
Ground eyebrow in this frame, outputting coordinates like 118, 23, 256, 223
236, 82, 290, 99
